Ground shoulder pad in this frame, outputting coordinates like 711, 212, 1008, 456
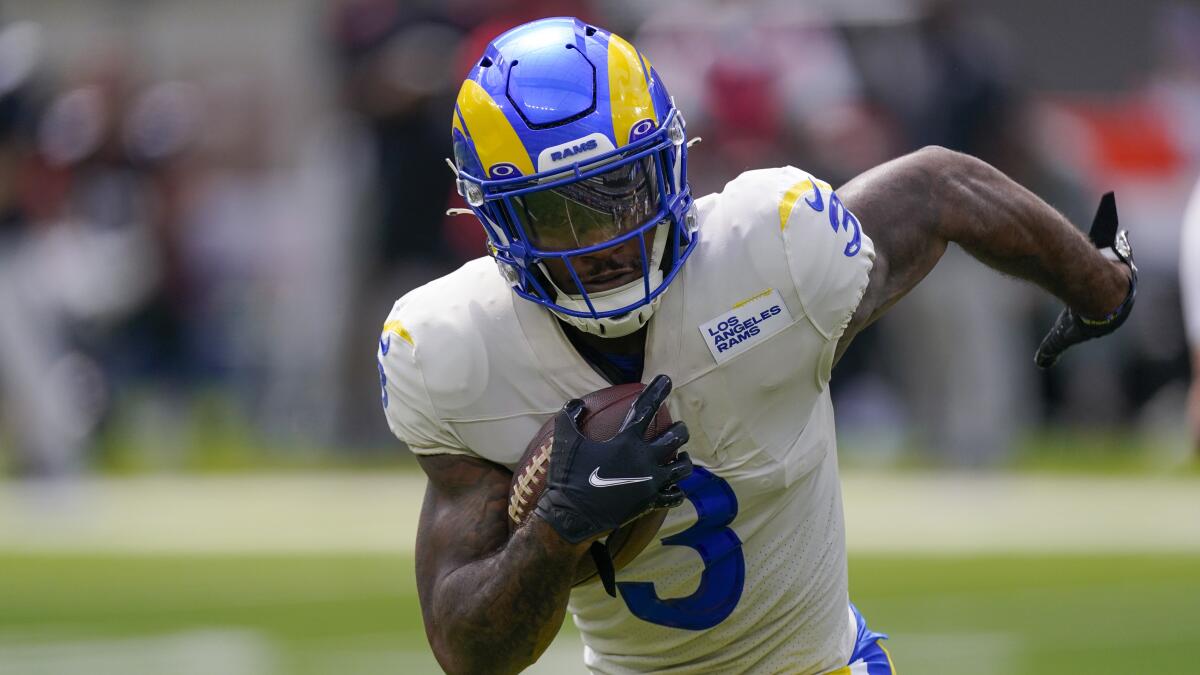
377, 264, 498, 452
719, 166, 875, 340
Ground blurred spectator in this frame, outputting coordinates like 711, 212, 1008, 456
327, 0, 600, 444
1030, 2, 1197, 440
0, 0, 1195, 473
0, 24, 156, 474
1148, 3, 1200, 164
0, 19, 90, 475
324, 0, 467, 444
327, 0, 463, 276
633, 0, 867, 194
838, 0, 1036, 464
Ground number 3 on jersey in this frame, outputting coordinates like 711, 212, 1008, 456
617, 467, 745, 630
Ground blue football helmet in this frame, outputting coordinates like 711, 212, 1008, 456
450, 17, 697, 337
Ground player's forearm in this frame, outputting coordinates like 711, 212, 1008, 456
423, 517, 588, 674
928, 146, 1129, 316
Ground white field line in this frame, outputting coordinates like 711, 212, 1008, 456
0, 472, 1198, 554
842, 471, 1200, 554
0, 474, 425, 555
0, 627, 588, 675
886, 631, 1020, 675
0, 629, 274, 675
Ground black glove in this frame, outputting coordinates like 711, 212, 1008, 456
535, 374, 693, 545
1035, 192, 1137, 369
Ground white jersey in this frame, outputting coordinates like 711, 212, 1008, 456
378, 167, 875, 674
1180, 176, 1200, 347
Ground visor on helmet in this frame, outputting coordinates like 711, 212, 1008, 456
511, 155, 659, 253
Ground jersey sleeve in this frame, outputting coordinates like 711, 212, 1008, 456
716, 167, 875, 386
777, 167, 876, 343
730, 166, 876, 342
377, 305, 475, 457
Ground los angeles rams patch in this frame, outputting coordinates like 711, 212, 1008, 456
699, 288, 793, 364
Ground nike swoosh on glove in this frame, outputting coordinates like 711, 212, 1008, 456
535, 374, 693, 545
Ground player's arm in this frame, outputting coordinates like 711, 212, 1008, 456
414, 452, 588, 675
834, 145, 1135, 364
413, 377, 691, 675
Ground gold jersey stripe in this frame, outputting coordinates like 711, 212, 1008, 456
779, 177, 832, 231
382, 320, 414, 346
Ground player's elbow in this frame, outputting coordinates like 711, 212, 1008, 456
881, 145, 983, 206
910, 145, 988, 181
910, 145, 1004, 216
427, 628, 533, 675
428, 641, 509, 675
912, 144, 959, 164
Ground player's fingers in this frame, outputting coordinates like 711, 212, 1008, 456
657, 451, 693, 485
565, 398, 586, 423
649, 422, 690, 461
1033, 339, 1061, 369
1034, 310, 1072, 369
621, 374, 672, 435
1087, 192, 1118, 248
1034, 344, 1064, 369
654, 484, 685, 509
554, 399, 587, 437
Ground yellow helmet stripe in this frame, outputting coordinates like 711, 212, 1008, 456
455, 79, 535, 176
607, 34, 656, 147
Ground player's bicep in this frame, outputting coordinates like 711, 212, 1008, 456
833, 151, 950, 363
414, 454, 512, 608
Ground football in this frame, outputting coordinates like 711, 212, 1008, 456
507, 382, 673, 586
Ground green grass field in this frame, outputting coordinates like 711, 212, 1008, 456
2, 553, 1198, 674
2, 470, 1198, 673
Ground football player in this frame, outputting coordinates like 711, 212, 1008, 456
377, 17, 1136, 674
1182, 176, 1200, 452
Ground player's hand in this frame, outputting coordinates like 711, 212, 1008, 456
535, 374, 693, 545
1035, 192, 1138, 368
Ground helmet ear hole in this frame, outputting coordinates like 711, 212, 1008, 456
585, 25, 597, 36
479, 56, 493, 68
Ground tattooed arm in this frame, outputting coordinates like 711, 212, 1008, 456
835, 145, 1132, 362
415, 454, 589, 675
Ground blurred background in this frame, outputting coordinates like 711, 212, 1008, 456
0, 0, 1197, 673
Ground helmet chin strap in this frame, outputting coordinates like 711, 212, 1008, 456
544, 222, 670, 338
